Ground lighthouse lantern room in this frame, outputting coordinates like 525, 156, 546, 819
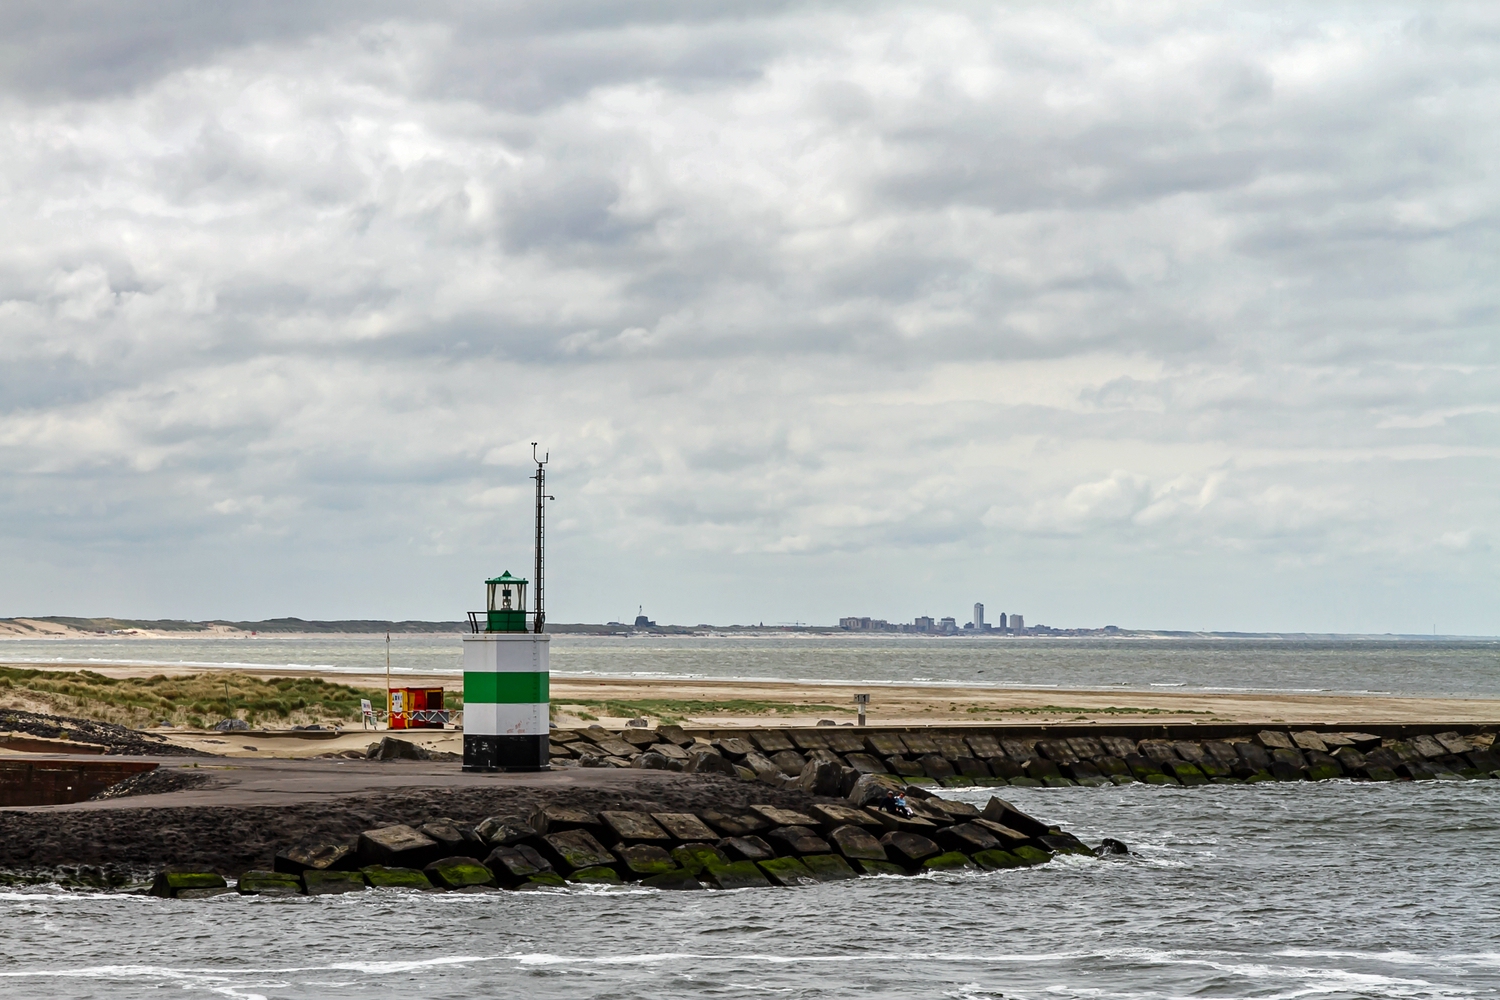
485, 571, 528, 632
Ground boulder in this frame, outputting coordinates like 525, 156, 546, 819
801, 854, 859, 881
901, 733, 940, 756
1101, 736, 1139, 758
420, 822, 485, 859
766, 825, 832, 856
274, 843, 355, 875
671, 843, 731, 874
656, 724, 694, 746
1291, 731, 1329, 753
808, 803, 880, 830
879, 831, 940, 867
886, 756, 925, 776
652, 813, 718, 841
634, 752, 671, 770
1235, 742, 1273, 770
616, 844, 681, 877
935, 823, 1001, 854
686, 751, 740, 777
752, 805, 819, 827
979, 796, 1050, 838
702, 860, 773, 889
425, 857, 497, 890
357, 825, 438, 868
864, 733, 907, 756
699, 809, 769, 836
827, 824, 887, 861
768, 750, 808, 776
539, 829, 618, 873
972, 849, 1025, 870
600, 811, 672, 844
303, 870, 366, 895
1165, 761, 1208, 786
749, 730, 796, 754
484, 845, 554, 885
1254, 730, 1295, 751
237, 870, 303, 896
923, 851, 979, 873
640, 870, 703, 890
757, 857, 820, 887
719, 835, 777, 862
1038, 833, 1094, 857
372, 736, 424, 760
1066, 736, 1106, 759
475, 816, 538, 847
798, 758, 844, 796
360, 865, 433, 890
954, 757, 990, 779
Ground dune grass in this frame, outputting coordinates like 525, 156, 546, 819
565, 698, 846, 723
0, 667, 419, 729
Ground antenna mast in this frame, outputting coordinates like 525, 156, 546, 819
532, 443, 552, 633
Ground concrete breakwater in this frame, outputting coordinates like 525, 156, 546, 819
549, 722, 1500, 788
150, 782, 1105, 898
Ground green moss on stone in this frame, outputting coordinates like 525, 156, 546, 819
1007, 776, 1043, 787
922, 851, 979, 872
236, 871, 302, 896
703, 861, 773, 889
801, 854, 858, 881
303, 870, 366, 895
972, 849, 1023, 870
1011, 846, 1052, 866
1143, 774, 1178, 785
758, 857, 819, 887
854, 859, 908, 877
938, 776, 975, 788
151, 871, 226, 898
567, 866, 623, 885
360, 866, 433, 890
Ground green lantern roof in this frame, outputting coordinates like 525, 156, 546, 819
485, 571, 528, 585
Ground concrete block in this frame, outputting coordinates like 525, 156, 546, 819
516, 873, 569, 890
752, 805, 819, 827
600, 811, 671, 843
1037, 739, 1078, 764
955, 757, 990, 779
274, 844, 355, 875
801, 854, 859, 881
687, 751, 741, 777
357, 825, 438, 868
483, 845, 554, 884
766, 825, 832, 856
702, 860, 772, 889
843, 753, 888, 774
359, 866, 432, 890
809, 802, 881, 830
540, 829, 618, 873
799, 758, 844, 796
1254, 730, 1295, 751
923, 851, 979, 873
758, 857, 820, 887
987, 757, 1023, 779
933, 734, 971, 760
1038, 833, 1094, 857
652, 812, 718, 842
886, 756, 924, 776
939, 776, 976, 788
972, 849, 1024, 870
424, 857, 497, 890
1291, 731, 1329, 753
617, 844, 681, 877
303, 870, 366, 895
865, 733, 907, 756
1139, 740, 1181, 764
1171, 741, 1209, 765
1100, 736, 1139, 758
567, 866, 623, 885
878, 831, 940, 867
769, 750, 808, 776
935, 823, 1001, 854
236, 871, 303, 896
965, 734, 1002, 758
719, 835, 777, 862
854, 859, 907, 876
671, 844, 730, 874
475, 816, 538, 847
828, 824, 887, 861
1066, 737, 1106, 759
656, 724, 694, 747
699, 809, 769, 836
528, 806, 603, 838
750, 730, 795, 754
902, 733, 941, 756
640, 870, 703, 890
1000, 738, 1038, 762
980, 797, 1049, 837
1123, 754, 1163, 779
1007, 776, 1043, 787
1435, 732, 1476, 755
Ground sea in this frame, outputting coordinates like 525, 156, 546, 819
1, 635, 1497, 998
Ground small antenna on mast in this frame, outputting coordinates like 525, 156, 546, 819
532, 443, 554, 634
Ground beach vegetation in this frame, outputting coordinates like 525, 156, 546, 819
574, 698, 844, 723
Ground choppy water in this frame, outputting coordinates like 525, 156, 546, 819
2, 780, 1497, 999
2, 633, 1500, 697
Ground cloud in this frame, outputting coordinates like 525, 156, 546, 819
0, 1, 1496, 632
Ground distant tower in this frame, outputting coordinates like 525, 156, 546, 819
999, 612, 1007, 630
1011, 614, 1024, 635
974, 603, 985, 630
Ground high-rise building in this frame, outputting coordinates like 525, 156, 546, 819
1011, 614, 1024, 635
998, 612, 1007, 630
974, 603, 985, 630
914, 616, 935, 632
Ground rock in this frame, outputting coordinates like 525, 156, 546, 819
1011, 845, 1051, 866
766, 825, 832, 855
600, 811, 672, 843
827, 824, 887, 861
935, 823, 1002, 854
972, 849, 1024, 869
716, 737, 755, 758
648, 812, 715, 841
752, 805, 819, 826
514, 873, 568, 890
1304, 751, 1344, 781
1291, 731, 1329, 753
1409, 734, 1449, 759
656, 724, 694, 746
360, 866, 433, 890
640, 870, 703, 890
671, 843, 731, 874
420, 822, 485, 859
702, 860, 773, 889
1170, 741, 1209, 765
1039, 833, 1094, 857
1165, 761, 1208, 786
971, 817, 1029, 846
1364, 765, 1400, 782
567, 866, 624, 885
357, 825, 439, 868
634, 752, 671, 770
616, 844, 680, 877
1023, 758, 1063, 781
177, 887, 234, 899
1271, 746, 1308, 769
980, 796, 1051, 838
237, 870, 303, 896
719, 835, 777, 862
1254, 730, 1295, 751
1270, 761, 1304, 781
879, 831, 940, 867
768, 749, 808, 776
274, 843, 355, 875
151, 870, 227, 898
699, 809, 769, 836
1123, 753, 1163, 780
1097, 838, 1129, 855
844, 772, 904, 807
373, 736, 425, 760
749, 730, 795, 754
303, 870, 366, 895
483, 845, 554, 885
539, 829, 618, 873
1235, 742, 1273, 770
801, 854, 859, 881
213, 718, 250, 732
686, 751, 740, 777
808, 803, 880, 830
922, 851, 979, 873
424, 857, 497, 890
886, 756, 924, 776
1331, 747, 1367, 772
475, 816, 538, 846
839, 766, 862, 797
757, 857, 820, 887
798, 758, 844, 796
1100, 736, 1138, 758
529, 805, 604, 838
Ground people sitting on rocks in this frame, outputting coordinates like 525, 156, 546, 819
876, 788, 914, 817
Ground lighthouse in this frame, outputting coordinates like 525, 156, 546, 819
461, 446, 552, 771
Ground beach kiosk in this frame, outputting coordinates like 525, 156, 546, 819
461, 571, 549, 771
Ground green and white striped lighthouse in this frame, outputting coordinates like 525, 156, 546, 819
462, 446, 552, 771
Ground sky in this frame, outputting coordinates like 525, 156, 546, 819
0, 1, 1497, 633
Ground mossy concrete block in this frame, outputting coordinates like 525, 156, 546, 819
1210, 777, 1243, 785
808, 802, 881, 831
879, 830, 940, 867
361, 866, 433, 890
923, 851, 979, 873
854, 859, 907, 877
1041, 776, 1077, 788
237, 871, 303, 896
274, 844, 355, 875
303, 870, 366, 895
1038, 834, 1094, 857
938, 775, 975, 788
973, 777, 1009, 787
751, 805, 819, 827
720, 835, 776, 862
766, 825, 831, 856
1306, 763, 1342, 781
801, 854, 859, 882
1142, 774, 1179, 786
1363, 766, 1399, 781
617, 844, 679, 877
484, 845, 554, 885
424, 857, 497, 890
151, 871, 226, 898
935, 823, 1000, 854
1166, 761, 1208, 786
703, 861, 772, 889
567, 866, 623, 885
652, 813, 718, 841
541, 829, 618, 873
640, 870, 704, 890
516, 873, 569, 890
1011, 846, 1052, 866
1007, 776, 1043, 787
600, 811, 671, 843
758, 857, 820, 887
1109, 775, 1137, 785
1243, 770, 1276, 783
972, 849, 1024, 870
1074, 776, 1111, 788
902, 777, 939, 788
672, 844, 731, 874
177, 887, 234, 899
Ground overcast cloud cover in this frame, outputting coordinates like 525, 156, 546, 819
0, 1, 1497, 632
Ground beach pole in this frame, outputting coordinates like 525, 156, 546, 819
385, 631, 391, 731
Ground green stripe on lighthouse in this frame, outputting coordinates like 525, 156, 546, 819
464, 671, 549, 704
